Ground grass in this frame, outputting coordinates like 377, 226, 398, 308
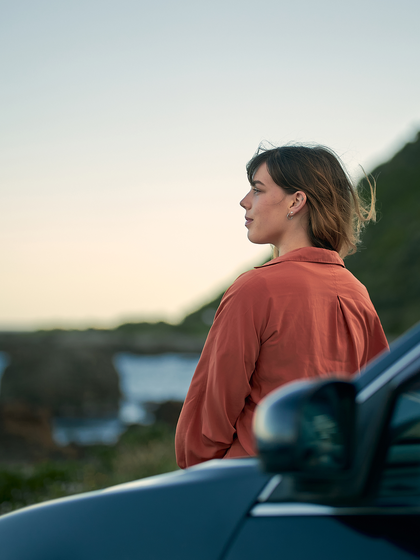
0, 423, 178, 516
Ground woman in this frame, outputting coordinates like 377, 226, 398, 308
175, 144, 388, 469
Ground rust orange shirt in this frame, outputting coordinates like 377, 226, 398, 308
175, 247, 389, 469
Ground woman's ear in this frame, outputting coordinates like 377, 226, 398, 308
290, 191, 307, 214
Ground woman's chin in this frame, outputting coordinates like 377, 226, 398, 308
247, 234, 270, 246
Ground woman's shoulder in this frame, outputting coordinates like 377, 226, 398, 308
231, 266, 270, 290
228, 255, 301, 291
215, 268, 272, 321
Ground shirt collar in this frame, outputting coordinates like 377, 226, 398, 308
254, 247, 345, 269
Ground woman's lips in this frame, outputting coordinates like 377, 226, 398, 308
245, 217, 253, 227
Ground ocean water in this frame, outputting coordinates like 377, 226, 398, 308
52, 417, 127, 446
53, 352, 200, 445
115, 352, 200, 424
0, 351, 10, 385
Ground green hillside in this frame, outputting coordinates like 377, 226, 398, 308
346, 132, 420, 336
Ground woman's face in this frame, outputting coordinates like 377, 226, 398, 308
240, 162, 295, 247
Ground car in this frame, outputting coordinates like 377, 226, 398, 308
0, 323, 420, 559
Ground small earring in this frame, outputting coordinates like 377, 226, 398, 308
287, 211, 294, 220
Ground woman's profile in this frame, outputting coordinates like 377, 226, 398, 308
175, 144, 389, 469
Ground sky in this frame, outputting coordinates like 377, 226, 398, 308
1, 0, 420, 330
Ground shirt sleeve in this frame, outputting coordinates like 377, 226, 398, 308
175, 271, 270, 469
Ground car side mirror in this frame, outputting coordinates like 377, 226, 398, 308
254, 379, 356, 476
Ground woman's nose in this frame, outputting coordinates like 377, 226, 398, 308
240, 192, 251, 209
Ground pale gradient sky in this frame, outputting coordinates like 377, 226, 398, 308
1, 0, 420, 330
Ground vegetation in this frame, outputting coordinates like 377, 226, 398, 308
0, 423, 178, 516
114, 294, 225, 338
346, 132, 420, 337
114, 321, 178, 335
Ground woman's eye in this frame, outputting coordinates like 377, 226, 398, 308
252, 187, 261, 194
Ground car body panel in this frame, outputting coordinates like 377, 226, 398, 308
223, 515, 420, 559
0, 459, 270, 560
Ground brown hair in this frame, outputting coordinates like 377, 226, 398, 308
246, 144, 376, 258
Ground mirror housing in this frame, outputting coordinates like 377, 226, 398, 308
254, 379, 356, 476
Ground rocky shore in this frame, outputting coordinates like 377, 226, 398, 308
0, 327, 207, 461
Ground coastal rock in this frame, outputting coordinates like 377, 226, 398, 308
0, 335, 121, 418
0, 401, 81, 462
0, 402, 55, 448
145, 400, 184, 428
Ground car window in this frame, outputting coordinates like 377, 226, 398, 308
380, 379, 420, 498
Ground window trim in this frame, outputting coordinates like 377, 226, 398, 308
250, 503, 420, 517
